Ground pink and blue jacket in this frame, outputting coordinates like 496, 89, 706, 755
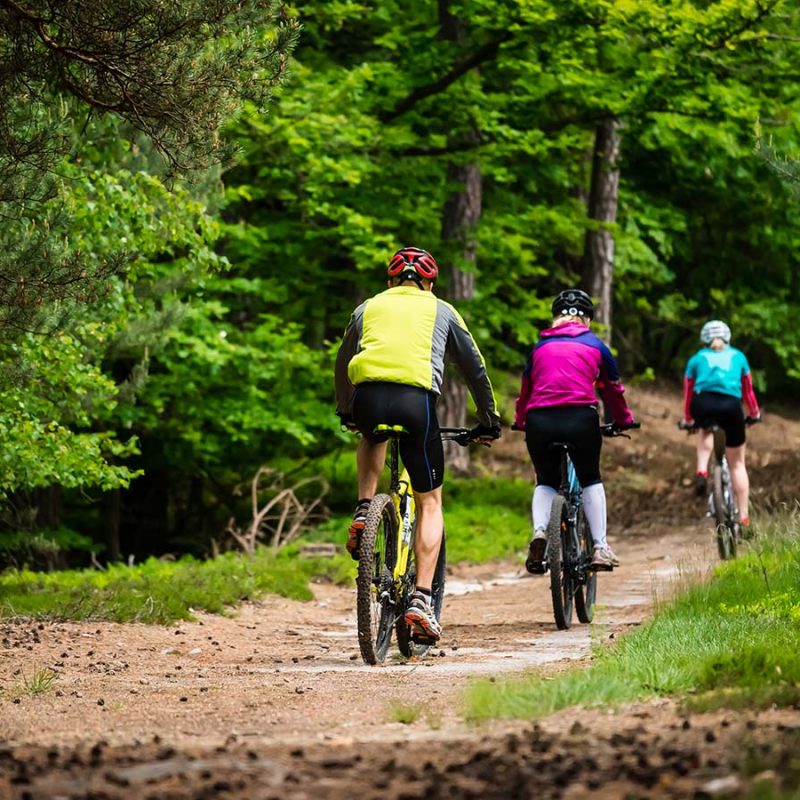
514, 322, 634, 428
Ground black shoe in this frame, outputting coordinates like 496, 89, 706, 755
695, 474, 707, 497
525, 533, 547, 574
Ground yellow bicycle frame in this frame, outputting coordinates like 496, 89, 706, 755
373, 424, 416, 583
393, 470, 415, 581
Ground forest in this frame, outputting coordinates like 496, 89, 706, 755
1, 0, 799, 567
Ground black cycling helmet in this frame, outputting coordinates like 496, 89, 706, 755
551, 289, 594, 320
387, 246, 439, 286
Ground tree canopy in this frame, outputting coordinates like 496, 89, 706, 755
2, 0, 800, 566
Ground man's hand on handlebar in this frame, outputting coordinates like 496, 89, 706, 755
469, 423, 502, 446
677, 419, 697, 432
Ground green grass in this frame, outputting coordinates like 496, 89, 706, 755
388, 702, 422, 724
0, 545, 354, 624
318, 475, 532, 564
22, 666, 58, 696
443, 477, 531, 563
465, 512, 800, 720
0, 475, 531, 625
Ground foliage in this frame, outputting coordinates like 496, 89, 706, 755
0, 0, 296, 179
0, 544, 353, 625
444, 477, 532, 563
0, 328, 139, 494
464, 512, 800, 721
223, 0, 800, 392
0, 1, 297, 332
0, 527, 96, 570
4, 0, 800, 562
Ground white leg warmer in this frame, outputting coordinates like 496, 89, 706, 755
532, 485, 558, 534
582, 482, 608, 548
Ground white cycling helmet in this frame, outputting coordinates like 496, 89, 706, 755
700, 320, 731, 345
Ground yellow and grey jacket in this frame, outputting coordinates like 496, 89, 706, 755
335, 286, 500, 426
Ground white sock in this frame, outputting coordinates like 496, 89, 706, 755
531, 485, 557, 535
582, 483, 607, 548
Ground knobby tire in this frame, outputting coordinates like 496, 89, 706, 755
574, 505, 596, 624
356, 494, 397, 665
547, 494, 574, 630
712, 463, 736, 560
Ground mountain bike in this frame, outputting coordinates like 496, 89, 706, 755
679, 416, 760, 560
355, 425, 477, 665
542, 422, 640, 631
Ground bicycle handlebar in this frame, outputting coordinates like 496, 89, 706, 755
678, 415, 762, 434
510, 422, 640, 437
439, 427, 479, 447
601, 421, 641, 438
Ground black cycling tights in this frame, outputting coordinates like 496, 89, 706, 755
352, 382, 444, 493
525, 406, 602, 489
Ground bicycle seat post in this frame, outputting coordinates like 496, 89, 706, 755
549, 442, 571, 493
389, 435, 400, 493
373, 424, 407, 494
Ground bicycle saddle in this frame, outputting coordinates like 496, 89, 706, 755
372, 423, 409, 438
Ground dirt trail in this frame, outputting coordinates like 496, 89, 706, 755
1, 387, 799, 798
0, 522, 705, 750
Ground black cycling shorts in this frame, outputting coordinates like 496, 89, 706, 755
351, 382, 444, 492
525, 406, 602, 489
690, 391, 746, 448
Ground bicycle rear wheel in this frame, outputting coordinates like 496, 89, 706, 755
547, 495, 574, 630
574, 506, 596, 624
356, 494, 398, 665
712, 463, 736, 560
397, 532, 446, 658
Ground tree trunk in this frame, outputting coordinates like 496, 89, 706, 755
440, 159, 482, 474
438, 2, 482, 474
101, 489, 122, 563
34, 485, 63, 529
583, 117, 622, 344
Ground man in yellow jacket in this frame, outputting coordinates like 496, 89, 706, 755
335, 246, 500, 641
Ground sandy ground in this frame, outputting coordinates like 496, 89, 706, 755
0, 522, 706, 749
1, 387, 798, 798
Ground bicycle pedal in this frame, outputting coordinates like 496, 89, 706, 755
411, 634, 439, 646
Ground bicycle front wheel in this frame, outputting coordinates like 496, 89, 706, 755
356, 494, 398, 665
574, 506, 596, 624
712, 464, 736, 560
397, 532, 446, 658
547, 495, 574, 630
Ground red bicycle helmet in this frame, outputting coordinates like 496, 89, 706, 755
387, 246, 439, 283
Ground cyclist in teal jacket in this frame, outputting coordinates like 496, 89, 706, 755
683, 320, 761, 527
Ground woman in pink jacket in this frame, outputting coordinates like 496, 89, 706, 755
515, 290, 637, 571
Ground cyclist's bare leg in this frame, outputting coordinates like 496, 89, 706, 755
696, 429, 714, 474
412, 486, 443, 590
726, 444, 749, 520
357, 438, 388, 499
